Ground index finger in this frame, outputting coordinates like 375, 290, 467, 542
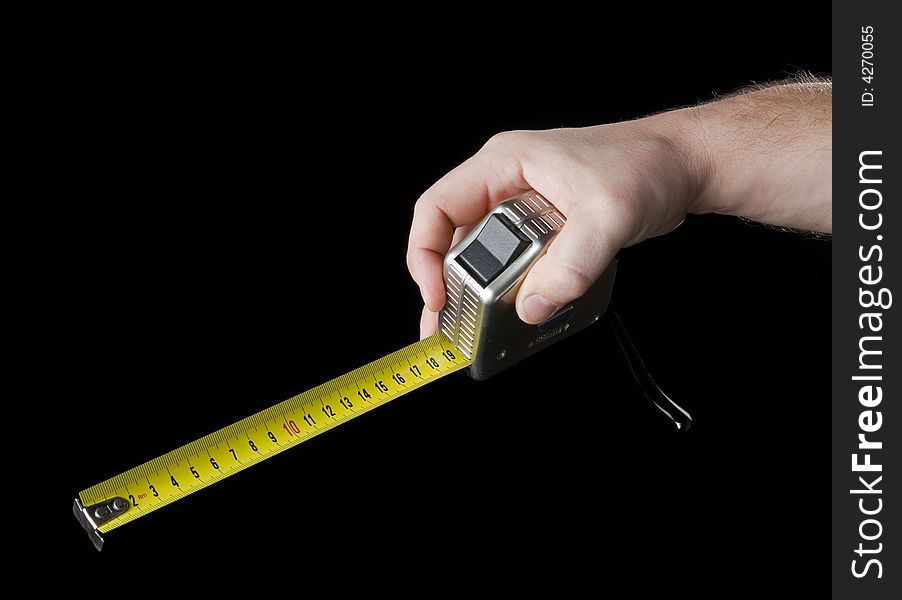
407, 149, 530, 311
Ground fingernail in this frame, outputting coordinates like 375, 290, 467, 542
523, 294, 557, 324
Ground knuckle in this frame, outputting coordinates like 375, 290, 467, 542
483, 129, 529, 150
413, 190, 432, 213
412, 193, 448, 231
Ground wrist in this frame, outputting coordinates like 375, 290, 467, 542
644, 106, 717, 216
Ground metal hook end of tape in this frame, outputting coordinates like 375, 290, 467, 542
73, 496, 129, 551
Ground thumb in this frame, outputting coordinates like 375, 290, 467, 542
515, 212, 619, 324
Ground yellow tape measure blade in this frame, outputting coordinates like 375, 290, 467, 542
74, 333, 469, 549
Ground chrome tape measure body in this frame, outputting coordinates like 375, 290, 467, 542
442, 191, 616, 379
75, 192, 615, 550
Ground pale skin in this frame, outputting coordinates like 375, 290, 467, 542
407, 80, 832, 338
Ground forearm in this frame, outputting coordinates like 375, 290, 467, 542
664, 80, 833, 233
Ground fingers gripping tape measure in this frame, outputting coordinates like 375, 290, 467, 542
74, 191, 617, 550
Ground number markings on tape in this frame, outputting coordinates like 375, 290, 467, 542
78, 333, 469, 533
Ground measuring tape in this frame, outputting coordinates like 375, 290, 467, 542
74, 333, 468, 550
74, 192, 620, 550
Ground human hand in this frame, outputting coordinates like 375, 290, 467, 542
407, 80, 831, 339
407, 114, 701, 339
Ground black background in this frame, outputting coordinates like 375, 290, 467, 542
48, 9, 829, 594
